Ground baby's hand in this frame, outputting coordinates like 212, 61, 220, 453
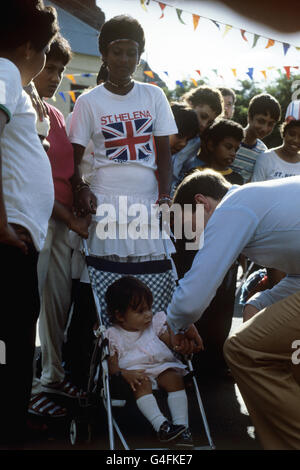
121, 369, 149, 392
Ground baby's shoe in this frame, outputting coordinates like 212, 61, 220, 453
175, 428, 194, 447
157, 420, 186, 442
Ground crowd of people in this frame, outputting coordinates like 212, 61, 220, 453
1, 0, 300, 450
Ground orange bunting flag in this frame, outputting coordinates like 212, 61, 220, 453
261, 70, 267, 80
223, 25, 232, 38
240, 29, 248, 42
65, 74, 76, 84
144, 70, 155, 79
68, 91, 76, 103
193, 14, 200, 31
191, 78, 198, 87
231, 68, 237, 77
159, 2, 166, 18
195, 70, 201, 76
284, 66, 291, 79
265, 39, 275, 49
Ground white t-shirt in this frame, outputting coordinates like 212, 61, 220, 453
166, 177, 300, 332
0, 59, 54, 251
68, 82, 177, 195
252, 148, 300, 181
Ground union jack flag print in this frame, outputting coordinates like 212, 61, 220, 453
102, 118, 153, 162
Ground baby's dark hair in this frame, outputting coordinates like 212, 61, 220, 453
105, 276, 153, 324
280, 119, 300, 137
98, 15, 145, 57
0, 0, 59, 53
248, 93, 281, 122
201, 118, 244, 147
46, 33, 72, 66
171, 102, 199, 138
184, 85, 224, 116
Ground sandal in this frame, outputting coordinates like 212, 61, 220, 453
42, 379, 86, 399
28, 393, 67, 418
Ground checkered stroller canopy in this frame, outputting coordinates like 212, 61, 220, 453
86, 257, 176, 327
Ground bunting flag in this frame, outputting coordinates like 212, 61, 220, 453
195, 69, 201, 76
176, 9, 185, 24
191, 78, 198, 87
144, 70, 155, 78
193, 14, 200, 31
252, 34, 260, 48
212, 69, 218, 75
58, 92, 66, 102
283, 43, 290, 55
284, 66, 291, 79
240, 29, 248, 42
81, 73, 92, 77
176, 80, 184, 88
159, 2, 166, 18
163, 71, 169, 76
65, 74, 76, 84
68, 91, 76, 103
223, 24, 232, 38
140, 0, 147, 11
231, 68, 237, 77
246, 67, 254, 80
261, 70, 267, 80
266, 39, 275, 49
210, 19, 220, 29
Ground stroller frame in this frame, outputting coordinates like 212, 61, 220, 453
70, 237, 215, 451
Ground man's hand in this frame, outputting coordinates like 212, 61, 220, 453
243, 304, 259, 322
0, 223, 30, 254
170, 324, 204, 355
121, 369, 150, 392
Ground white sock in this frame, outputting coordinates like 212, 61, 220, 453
167, 390, 189, 427
136, 394, 166, 432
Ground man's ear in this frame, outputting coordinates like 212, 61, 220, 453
194, 193, 211, 212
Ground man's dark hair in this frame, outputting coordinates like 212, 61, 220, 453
173, 168, 231, 211
105, 276, 153, 324
0, 0, 58, 53
218, 87, 236, 104
46, 33, 72, 66
171, 102, 199, 138
201, 118, 244, 147
248, 93, 281, 122
98, 15, 145, 57
184, 86, 224, 116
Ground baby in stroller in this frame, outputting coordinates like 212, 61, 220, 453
105, 276, 197, 446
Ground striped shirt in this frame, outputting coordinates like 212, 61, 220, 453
231, 139, 267, 182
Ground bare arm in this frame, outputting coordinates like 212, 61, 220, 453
52, 200, 91, 238
71, 143, 97, 216
154, 135, 172, 201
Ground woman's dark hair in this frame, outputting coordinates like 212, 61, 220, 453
280, 119, 300, 137
173, 168, 231, 211
46, 33, 72, 66
184, 85, 224, 116
97, 63, 108, 85
98, 15, 145, 57
0, 1, 59, 53
105, 276, 153, 324
201, 118, 244, 147
248, 93, 281, 122
171, 102, 199, 138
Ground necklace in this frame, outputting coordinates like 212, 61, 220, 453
106, 78, 133, 88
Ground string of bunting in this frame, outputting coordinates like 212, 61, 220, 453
139, 0, 300, 55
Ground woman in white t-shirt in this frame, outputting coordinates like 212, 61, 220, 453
252, 119, 300, 182
0, 1, 58, 444
66, 15, 178, 387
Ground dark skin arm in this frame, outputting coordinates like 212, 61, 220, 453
0, 110, 28, 254
154, 135, 172, 202
52, 200, 91, 239
71, 143, 97, 217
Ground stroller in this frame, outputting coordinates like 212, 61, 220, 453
69, 233, 215, 450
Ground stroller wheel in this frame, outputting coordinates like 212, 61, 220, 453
70, 419, 92, 446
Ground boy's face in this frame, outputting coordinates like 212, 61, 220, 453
248, 112, 277, 140
209, 136, 241, 170
283, 126, 300, 154
169, 133, 196, 155
223, 95, 235, 119
34, 58, 66, 98
193, 104, 217, 135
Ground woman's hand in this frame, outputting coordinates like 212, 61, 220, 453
0, 223, 30, 254
68, 213, 92, 239
73, 187, 97, 217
